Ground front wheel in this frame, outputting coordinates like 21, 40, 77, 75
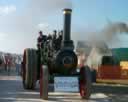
22, 48, 37, 89
79, 66, 92, 99
40, 65, 49, 100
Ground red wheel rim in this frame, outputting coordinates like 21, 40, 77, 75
22, 50, 26, 83
40, 65, 43, 97
80, 80, 87, 97
79, 67, 87, 97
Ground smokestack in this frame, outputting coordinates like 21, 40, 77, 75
63, 8, 72, 41
62, 8, 74, 49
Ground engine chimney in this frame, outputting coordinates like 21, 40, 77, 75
62, 9, 74, 50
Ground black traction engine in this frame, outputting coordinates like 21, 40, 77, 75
21, 8, 92, 100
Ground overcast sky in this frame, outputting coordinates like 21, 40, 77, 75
0, 0, 128, 54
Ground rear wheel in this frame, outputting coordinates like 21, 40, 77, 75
40, 65, 49, 100
22, 48, 37, 89
79, 66, 92, 99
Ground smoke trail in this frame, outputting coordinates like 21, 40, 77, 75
75, 22, 128, 48
85, 22, 128, 68
83, 22, 128, 51
86, 22, 128, 60
76, 22, 128, 68
99, 22, 128, 43
95, 22, 128, 54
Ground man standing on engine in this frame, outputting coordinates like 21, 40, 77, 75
37, 31, 47, 78
37, 31, 47, 48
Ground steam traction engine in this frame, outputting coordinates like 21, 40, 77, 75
22, 9, 92, 100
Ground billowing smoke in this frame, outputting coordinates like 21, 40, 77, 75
97, 22, 128, 53
86, 22, 128, 68
82, 22, 128, 52
76, 22, 128, 54
99, 22, 128, 43
76, 22, 128, 68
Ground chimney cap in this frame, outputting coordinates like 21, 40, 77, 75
63, 8, 72, 14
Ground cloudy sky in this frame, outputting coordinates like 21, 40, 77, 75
0, 0, 128, 54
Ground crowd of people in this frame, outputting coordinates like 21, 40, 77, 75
0, 53, 22, 75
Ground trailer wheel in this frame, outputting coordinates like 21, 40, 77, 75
79, 66, 92, 99
22, 48, 37, 89
40, 65, 49, 100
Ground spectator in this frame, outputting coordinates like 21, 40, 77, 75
15, 56, 21, 75
5, 54, 12, 75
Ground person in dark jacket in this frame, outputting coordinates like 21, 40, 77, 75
37, 31, 47, 48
